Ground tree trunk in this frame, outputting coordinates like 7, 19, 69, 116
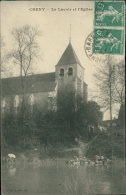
109, 64, 113, 159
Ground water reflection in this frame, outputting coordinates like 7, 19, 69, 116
2, 159, 126, 194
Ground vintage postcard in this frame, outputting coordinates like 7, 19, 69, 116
1, 1, 125, 195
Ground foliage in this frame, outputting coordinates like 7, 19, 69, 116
56, 86, 103, 144
84, 101, 103, 126
2, 89, 102, 146
86, 130, 125, 159
2, 87, 124, 158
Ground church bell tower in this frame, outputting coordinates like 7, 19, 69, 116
55, 42, 85, 95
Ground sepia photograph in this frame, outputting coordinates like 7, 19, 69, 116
1, 1, 125, 194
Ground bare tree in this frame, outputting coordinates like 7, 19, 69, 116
93, 55, 125, 120
112, 60, 125, 106
11, 25, 42, 98
93, 55, 125, 158
0, 35, 12, 77
64, 135, 101, 158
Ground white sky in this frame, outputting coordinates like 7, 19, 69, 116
1, 1, 96, 82
1, 1, 124, 119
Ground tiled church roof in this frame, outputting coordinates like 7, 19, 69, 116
56, 43, 83, 68
1, 72, 56, 95
1, 44, 87, 96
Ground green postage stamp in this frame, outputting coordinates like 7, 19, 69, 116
93, 29, 124, 54
94, 1, 124, 27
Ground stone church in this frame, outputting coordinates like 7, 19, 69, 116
1, 42, 88, 115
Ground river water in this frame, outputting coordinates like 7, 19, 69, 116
2, 159, 126, 195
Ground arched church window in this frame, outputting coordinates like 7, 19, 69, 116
1, 98, 6, 108
1, 98, 6, 117
29, 94, 34, 105
14, 95, 19, 114
29, 94, 34, 113
68, 67, 73, 76
60, 68, 64, 76
14, 95, 19, 107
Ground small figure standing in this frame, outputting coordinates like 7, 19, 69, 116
100, 154, 104, 160
73, 156, 79, 162
7, 154, 16, 164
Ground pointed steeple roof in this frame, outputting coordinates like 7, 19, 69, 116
56, 43, 83, 68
